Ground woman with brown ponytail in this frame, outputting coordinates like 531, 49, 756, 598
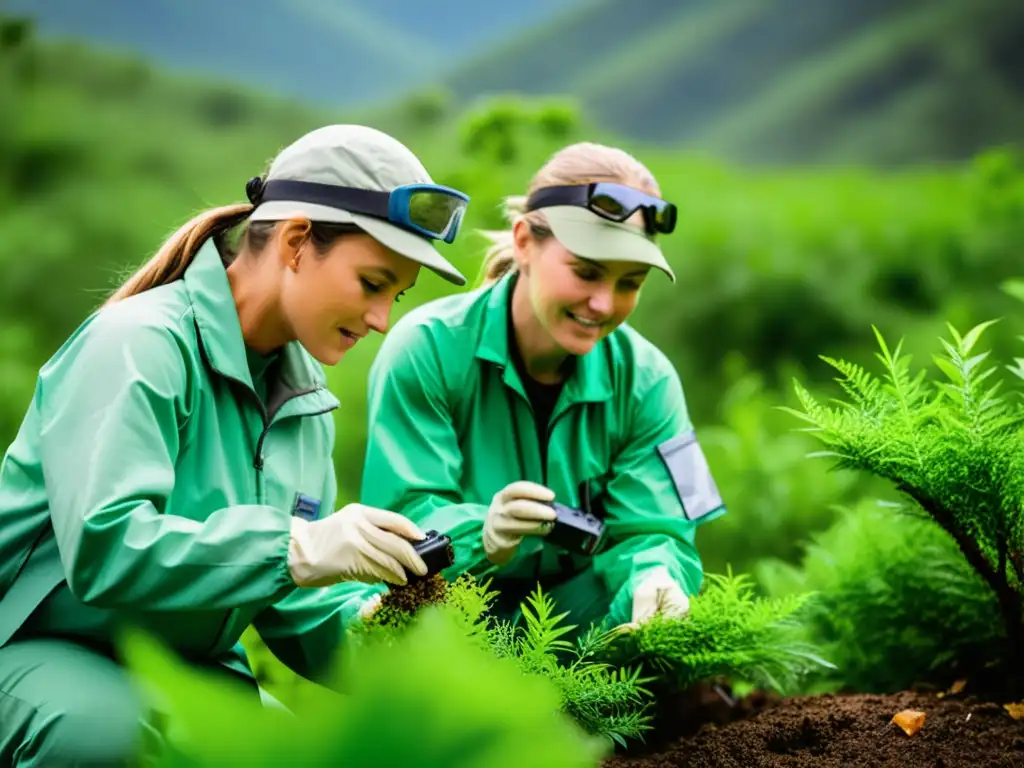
0, 124, 469, 765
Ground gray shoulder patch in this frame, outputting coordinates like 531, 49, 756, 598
656, 431, 725, 522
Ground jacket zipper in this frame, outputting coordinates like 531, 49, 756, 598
206, 383, 336, 654
252, 401, 339, 502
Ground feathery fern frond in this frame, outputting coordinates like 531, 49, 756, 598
488, 586, 654, 745
787, 320, 1024, 680
608, 571, 832, 695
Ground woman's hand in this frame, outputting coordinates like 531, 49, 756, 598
287, 504, 428, 587
482, 480, 557, 565
615, 566, 690, 633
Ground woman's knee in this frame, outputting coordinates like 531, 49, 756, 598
0, 639, 145, 766
20, 704, 143, 766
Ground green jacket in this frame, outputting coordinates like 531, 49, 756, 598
361, 272, 726, 625
0, 239, 365, 682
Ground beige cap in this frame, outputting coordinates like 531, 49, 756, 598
250, 124, 467, 286
542, 206, 675, 282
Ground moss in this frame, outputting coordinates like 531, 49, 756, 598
370, 574, 451, 632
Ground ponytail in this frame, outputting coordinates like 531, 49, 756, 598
476, 194, 533, 288
477, 230, 518, 287
104, 203, 253, 306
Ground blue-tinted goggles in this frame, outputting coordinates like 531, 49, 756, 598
247, 177, 470, 243
526, 182, 677, 236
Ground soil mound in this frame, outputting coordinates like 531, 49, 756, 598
604, 690, 1024, 768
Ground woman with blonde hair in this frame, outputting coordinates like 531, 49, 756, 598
0, 123, 470, 765
360, 141, 726, 634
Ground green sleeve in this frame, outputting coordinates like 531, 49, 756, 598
594, 364, 726, 626
252, 422, 385, 685
39, 309, 296, 611
361, 323, 491, 578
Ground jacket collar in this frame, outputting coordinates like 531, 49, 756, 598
183, 239, 335, 408
474, 271, 613, 406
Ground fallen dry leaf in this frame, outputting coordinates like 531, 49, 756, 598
1003, 702, 1024, 720
892, 709, 926, 736
950, 679, 967, 694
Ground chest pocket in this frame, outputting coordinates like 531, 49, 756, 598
257, 417, 333, 518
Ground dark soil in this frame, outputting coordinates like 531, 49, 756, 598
604, 688, 1024, 768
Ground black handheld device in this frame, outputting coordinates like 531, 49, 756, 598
546, 501, 605, 555
411, 529, 455, 578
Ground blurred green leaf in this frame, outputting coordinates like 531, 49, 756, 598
123, 606, 606, 767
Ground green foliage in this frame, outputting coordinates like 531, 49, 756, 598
357, 578, 653, 747
784, 320, 1024, 674
398, 87, 455, 129
0, 15, 30, 50
608, 571, 832, 696
0, 322, 39, 442
122, 608, 605, 767
356, 574, 493, 646
459, 96, 583, 166
488, 587, 654, 748
695, 358, 878, 576
758, 499, 1005, 693
534, 100, 582, 140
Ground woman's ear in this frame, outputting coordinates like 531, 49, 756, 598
277, 218, 312, 270
511, 218, 533, 271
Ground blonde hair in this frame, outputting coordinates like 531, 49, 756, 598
477, 142, 661, 286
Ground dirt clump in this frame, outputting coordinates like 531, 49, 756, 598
373, 573, 450, 627
603, 690, 1024, 768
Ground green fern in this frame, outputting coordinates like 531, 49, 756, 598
488, 587, 654, 748
757, 499, 1005, 693
354, 578, 653, 747
607, 570, 832, 695
784, 320, 1024, 675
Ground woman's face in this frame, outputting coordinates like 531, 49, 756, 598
513, 219, 650, 358
276, 222, 421, 365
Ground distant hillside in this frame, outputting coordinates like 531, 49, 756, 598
3, 0, 578, 107
443, 0, 1024, 165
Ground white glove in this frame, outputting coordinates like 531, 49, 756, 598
617, 566, 690, 632
482, 480, 557, 565
287, 504, 428, 588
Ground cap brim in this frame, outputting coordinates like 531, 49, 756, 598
541, 206, 675, 283
250, 200, 467, 287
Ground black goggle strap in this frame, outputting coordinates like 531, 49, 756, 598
525, 185, 591, 212
250, 178, 390, 220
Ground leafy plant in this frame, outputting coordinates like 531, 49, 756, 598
122, 606, 606, 767
488, 587, 655, 748
607, 570, 832, 696
356, 574, 494, 646
695, 359, 871, 576
758, 498, 1005, 693
784, 321, 1024, 678
358, 577, 653, 748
